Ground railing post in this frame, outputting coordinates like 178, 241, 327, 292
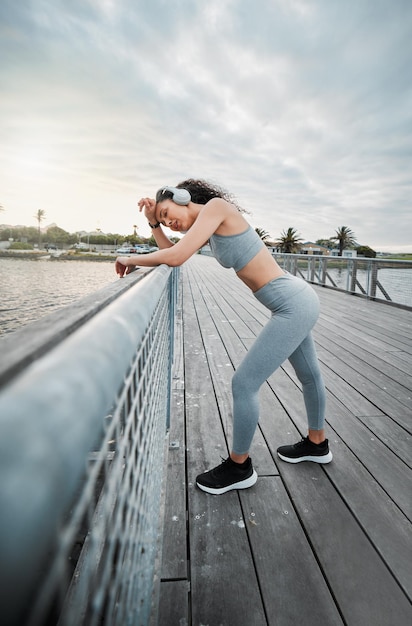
308, 256, 316, 282
369, 261, 378, 298
348, 259, 358, 293
319, 257, 327, 285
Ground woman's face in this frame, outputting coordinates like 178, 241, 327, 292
156, 200, 189, 232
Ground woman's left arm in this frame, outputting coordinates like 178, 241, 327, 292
115, 198, 228, 276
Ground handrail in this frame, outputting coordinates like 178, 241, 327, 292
0, 267, 156, 387
200, 247, 411, 310
0, 265, 179, 625
269, 253, 412, 309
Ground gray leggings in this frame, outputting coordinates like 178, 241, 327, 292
232, 274, 326, 454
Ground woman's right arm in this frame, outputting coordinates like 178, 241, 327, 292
138, 197, 174, 249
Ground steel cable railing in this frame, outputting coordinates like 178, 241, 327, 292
0, 265, 179, 626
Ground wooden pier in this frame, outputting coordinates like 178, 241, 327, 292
157, 255, 411, 626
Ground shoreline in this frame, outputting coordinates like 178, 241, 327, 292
1, 249, 411, 263
0, 250, 115, 261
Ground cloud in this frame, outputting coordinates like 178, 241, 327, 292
0, 0, 411, 250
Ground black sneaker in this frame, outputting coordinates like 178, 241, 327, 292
277, 437, 333, 464
196, 457, 258, 495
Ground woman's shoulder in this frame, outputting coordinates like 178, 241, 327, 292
202, 198, 249, 235
203, 197, 240, 216
204, 196, 231, 208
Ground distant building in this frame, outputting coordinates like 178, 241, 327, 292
331, 249, 357, 258
300, 242, 331, 255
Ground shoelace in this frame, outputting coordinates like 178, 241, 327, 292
295, 437, 324, 449
294, 437, 309, 448
214, 457, 231, 473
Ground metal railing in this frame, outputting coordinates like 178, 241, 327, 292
0, 265, 180, 626
270, 254, 412, 309
199, 247, 412, 309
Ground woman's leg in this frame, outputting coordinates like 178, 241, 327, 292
196, 280, 331, 494
231, 308, 319, 455
288, 332, 326, 438
277, 334, 332, 464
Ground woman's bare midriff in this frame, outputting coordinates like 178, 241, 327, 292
236, 247, 286, 292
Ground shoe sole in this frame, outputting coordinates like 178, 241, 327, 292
196, 469, 258, 495
277, 451, 333, 464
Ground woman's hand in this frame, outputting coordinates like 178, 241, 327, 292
115, 256, 137, 277
138, 197, 157, 224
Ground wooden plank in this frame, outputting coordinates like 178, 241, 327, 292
224, 266, 410, 586
157, 580, 188, 626
188, 489, 268, 626
192, 258, 412, 604
323, 421, 412, 599
257, 387, 412, 605
272, 340, 412, 517
315, 316, 412, 389
187, 262, 258, 339
316, 323, 412, 362
198, 260, 411, 416
240, 477, 343, 625
258, 376, 412, 620
186, 262, 277, 475
342, 304, 412, 341
313, 331, 412, 409
336, 314, 412, 355
274, 461, 412, 625
390, 349, 412, 368
317, 347, 411, 425
183, 266, 268, 625
220, 279, 411, 423
326, 406, 412, 519
313, 355, 388, 418
160, 274, 187, 581
356, 414, 412, 467
159, 439, 187, 579
316, 291, 412, 337
316, 287, 412, 338
159, 258, 412, 625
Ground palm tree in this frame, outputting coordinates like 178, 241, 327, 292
34, 209, 46, 247
333, 226, 357, 256
316, 238, 336, 250
276, 227, 303, 253
255, 227, 270, 242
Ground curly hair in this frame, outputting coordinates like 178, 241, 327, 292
156, 179, 245, 212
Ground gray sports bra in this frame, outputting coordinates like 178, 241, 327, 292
209, 225, 265, 272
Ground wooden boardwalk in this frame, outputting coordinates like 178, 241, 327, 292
157, 255, 412, 626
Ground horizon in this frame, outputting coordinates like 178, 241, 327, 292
1, 219, 411, 255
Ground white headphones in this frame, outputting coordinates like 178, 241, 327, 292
161, 186, 191, 205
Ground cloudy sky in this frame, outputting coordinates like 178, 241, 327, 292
1, 0, 411, 251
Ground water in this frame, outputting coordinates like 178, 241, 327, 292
1, 257, 411, 337
0, 257, 118, 335
324, 267, 412, 307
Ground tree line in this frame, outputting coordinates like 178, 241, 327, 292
0, 206, 375, 257
256, 226, 376, 257
0, 209, 159, 249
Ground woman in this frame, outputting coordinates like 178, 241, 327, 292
116, 179, 333, 495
